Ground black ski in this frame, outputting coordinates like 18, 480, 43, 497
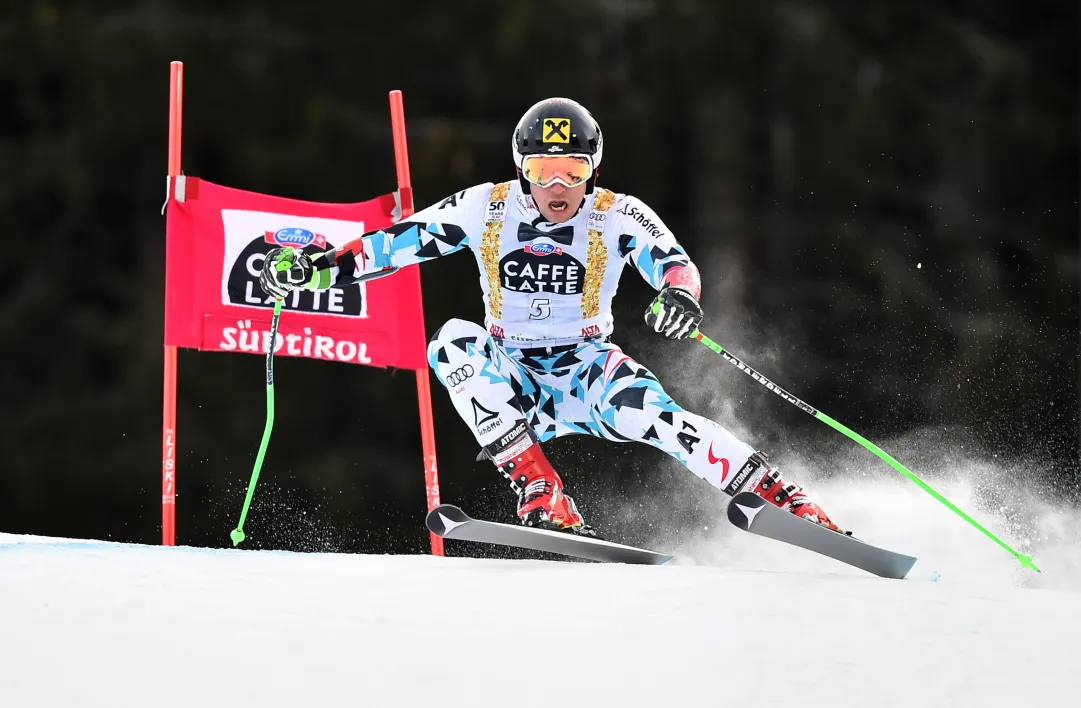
726, 492, 918, 579
425, 504, 673, 565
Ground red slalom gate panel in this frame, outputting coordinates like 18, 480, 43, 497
161, 65, 442, 554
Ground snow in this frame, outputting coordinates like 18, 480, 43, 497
1, 523, 1078, 708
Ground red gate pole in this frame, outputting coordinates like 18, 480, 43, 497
162, 61, 184, 545
388, 90, 444, 557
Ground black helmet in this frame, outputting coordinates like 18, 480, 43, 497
512, 97, 603, 192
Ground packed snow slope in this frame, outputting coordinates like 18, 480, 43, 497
1, 528, 1077, 708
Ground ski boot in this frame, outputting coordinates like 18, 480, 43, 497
741, 451, 849, 535
480, 421, 596, 537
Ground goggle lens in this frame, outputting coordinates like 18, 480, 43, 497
521, 155, 593, 187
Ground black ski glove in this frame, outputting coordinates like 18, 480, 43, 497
644, 286, 703, 340
259, 247, 315, 299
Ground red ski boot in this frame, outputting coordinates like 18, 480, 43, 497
742, 452, 847, 534
481, 421, 594, 536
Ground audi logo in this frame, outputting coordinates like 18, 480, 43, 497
446, 364, 475, 386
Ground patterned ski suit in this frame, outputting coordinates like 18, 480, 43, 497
320, 180, 759, 495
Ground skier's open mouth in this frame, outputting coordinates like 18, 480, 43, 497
549, 200, 569, 213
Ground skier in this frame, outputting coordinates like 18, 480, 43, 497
259, 97, 844, 537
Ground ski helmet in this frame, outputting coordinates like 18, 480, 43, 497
512, 97, 603, 193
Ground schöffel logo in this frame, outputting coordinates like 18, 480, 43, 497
264, 227, 327, 249
524, 243, 562, 256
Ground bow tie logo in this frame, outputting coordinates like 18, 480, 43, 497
517, 222, 575, 246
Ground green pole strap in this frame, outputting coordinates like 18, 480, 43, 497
230, 298, 283, 547
690, 329, 1039, 572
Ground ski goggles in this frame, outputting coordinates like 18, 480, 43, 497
521, 155, 593, 188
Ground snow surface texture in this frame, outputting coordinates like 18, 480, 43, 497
2, 499, 1079, 708
5, 346, 1078, 707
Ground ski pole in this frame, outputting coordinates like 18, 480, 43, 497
687, 327, 1039, 572
230, 298, 283, 546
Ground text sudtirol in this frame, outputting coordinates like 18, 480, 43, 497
218, 319, 373, 364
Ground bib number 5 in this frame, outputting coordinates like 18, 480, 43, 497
529, 298, 551, 320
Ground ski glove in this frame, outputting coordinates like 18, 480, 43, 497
645, 286, 703, 340
259, 247, 315, 299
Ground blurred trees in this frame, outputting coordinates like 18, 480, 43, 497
0, 0, 1076, 550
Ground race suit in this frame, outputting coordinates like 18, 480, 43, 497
310, 180, 757, 493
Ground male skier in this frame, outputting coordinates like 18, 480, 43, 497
260, 97, 844, 537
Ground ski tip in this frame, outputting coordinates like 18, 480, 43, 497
726, 492, 766, 531
425, 504, 471, 537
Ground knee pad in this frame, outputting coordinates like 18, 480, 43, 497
427, 318, 490, 369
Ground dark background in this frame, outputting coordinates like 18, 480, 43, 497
2, 1, 1077, 555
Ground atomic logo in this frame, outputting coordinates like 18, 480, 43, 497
437, 512, 466, 536
735, 503, 763, 527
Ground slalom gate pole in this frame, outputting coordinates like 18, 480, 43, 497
230, 298, 284, 546
388, 89, 444, 557
162, 60, 184, 545
687, 327, 1039, 572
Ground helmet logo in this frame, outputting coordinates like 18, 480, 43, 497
542, 118, 570, 143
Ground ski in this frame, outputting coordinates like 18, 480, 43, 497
726, 492, 918, 579
425, 504, 673, 565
